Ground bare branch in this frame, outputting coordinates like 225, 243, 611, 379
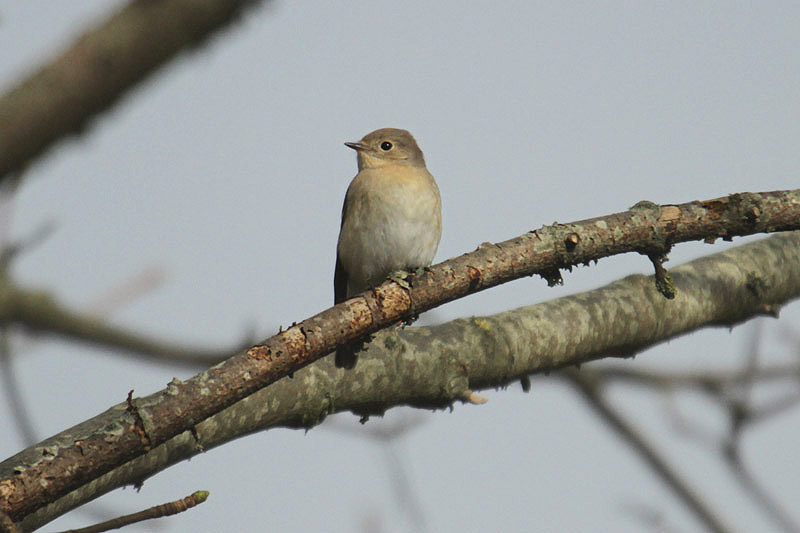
566, 369, 733, 533
0, 329, 38, 446
591, 364, 799, 390
0, 281, 239, 366
0, 220, 57, 268
83, 267, 166, 318
725, 453, 800, 533
52, 491, 208, 533
0, 0, 271, 183
3, 197, 799, 524
327, 415, 429, 532
9, 231, 800, 530
596, 323, 800, 532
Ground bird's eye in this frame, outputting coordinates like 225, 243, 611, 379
380, 141, 393, 151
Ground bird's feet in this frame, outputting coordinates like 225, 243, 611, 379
388, 267, 429, 289
388, 269, 412, 290
388, 268, 427, 326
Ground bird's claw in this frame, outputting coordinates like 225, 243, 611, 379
388, 269, 412, 290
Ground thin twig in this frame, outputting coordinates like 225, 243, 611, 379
593, 363, 800, 390
54, 491, 208, 533
0, 220, 57, 267
4, 282, 242, 366
0, 328, 38, 446
726, 452, 800, 533
83, 267, 166, 318
326, 415, 429, 532
718, 324, 800, 532
565, 369, 734, 533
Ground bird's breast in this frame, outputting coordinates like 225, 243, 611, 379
338, 166, 442, 295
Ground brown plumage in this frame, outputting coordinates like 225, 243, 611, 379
334, 128, 442, 369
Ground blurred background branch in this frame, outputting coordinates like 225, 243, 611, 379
0, 0, 272, 184
7, 232, 799, 531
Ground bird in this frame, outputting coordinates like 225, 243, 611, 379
334, 128, 442, 369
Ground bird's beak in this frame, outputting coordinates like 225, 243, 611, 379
344, 141, 368, 151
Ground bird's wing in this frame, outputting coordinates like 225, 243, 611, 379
334, 253, 348, 304
334, 190, 350, 305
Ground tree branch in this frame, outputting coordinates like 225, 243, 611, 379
0, 281, 240, 366
8, 230, 800, 530
0, 0, 270, 183
52, 490, 208, 533
590, 363, 800, 390
1, 190, 798, 525
565, 369, 733, 533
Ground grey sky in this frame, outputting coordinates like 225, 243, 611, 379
1, 2, 799, 531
